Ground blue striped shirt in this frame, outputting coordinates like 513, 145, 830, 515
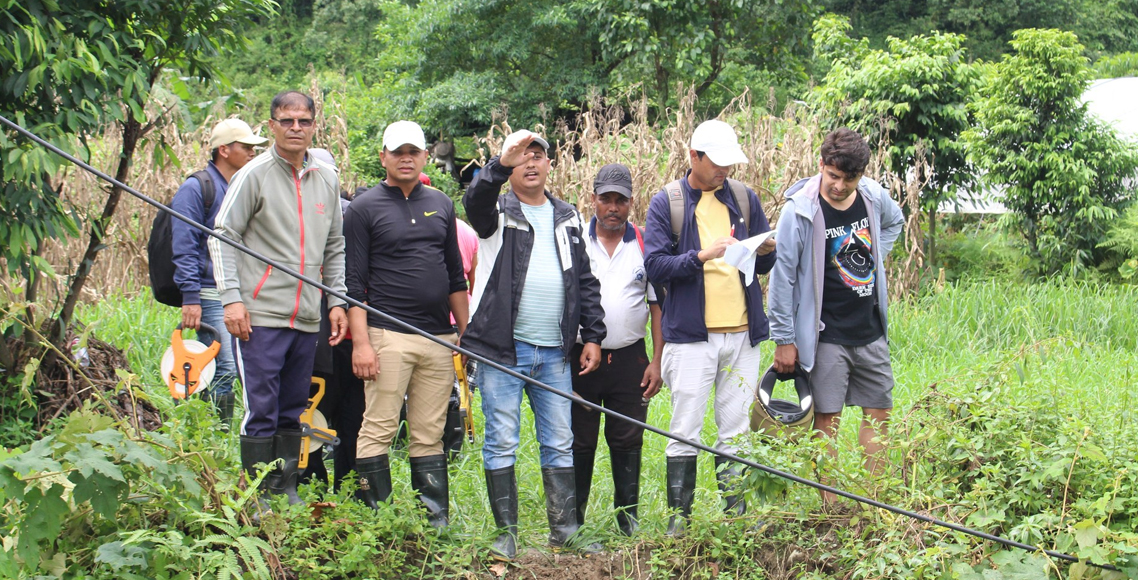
514, 201, 564, 346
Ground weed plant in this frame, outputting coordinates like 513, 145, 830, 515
2, 280, 1137, 578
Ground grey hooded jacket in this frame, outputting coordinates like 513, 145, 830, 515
767, 174, 904, 372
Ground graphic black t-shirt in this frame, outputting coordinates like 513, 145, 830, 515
818, 194, 884, 345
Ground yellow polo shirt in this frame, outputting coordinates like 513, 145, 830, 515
696, 188, 747, 332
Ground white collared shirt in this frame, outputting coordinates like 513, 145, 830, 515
580, 222, 657, 350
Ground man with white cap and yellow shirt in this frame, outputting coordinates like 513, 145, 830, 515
643, 119, 777, 535
171, 118, 269, 426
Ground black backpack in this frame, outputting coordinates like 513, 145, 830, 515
148, 170, 216, 307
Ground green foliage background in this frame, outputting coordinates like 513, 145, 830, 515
4, 0, 1138, 577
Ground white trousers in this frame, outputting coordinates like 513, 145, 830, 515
662, 331, 762, 457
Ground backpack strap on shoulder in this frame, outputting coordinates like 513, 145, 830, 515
726, 178, 750, 233
664, 179, 684, 241
191, 169, 216, 213
632, 223, 644, 255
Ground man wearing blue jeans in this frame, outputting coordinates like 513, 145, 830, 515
171, 118, 268, 427
463, 130, 606, 560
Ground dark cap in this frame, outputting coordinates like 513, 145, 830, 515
593, 163, 633, 198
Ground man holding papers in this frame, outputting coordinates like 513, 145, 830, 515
642, 119, 776, 535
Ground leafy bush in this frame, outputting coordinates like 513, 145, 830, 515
1097, 203, 1138, 280
935, 219, 1031, 283
965, 29, 1138, 273
0, 406, 265, 578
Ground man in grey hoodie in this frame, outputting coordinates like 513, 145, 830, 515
210, 90, 349, 506
767, 128, 904, 503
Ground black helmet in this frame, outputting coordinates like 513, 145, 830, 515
750, 365, 814, 437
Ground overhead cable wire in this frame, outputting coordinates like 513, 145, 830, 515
0, 113, 1118, 572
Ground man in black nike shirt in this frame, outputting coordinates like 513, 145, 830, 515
344, 120, 468, 527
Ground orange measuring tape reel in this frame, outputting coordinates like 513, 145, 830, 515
162, 323, 221, 400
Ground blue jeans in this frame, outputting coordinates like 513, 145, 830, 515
198, 297, 237, 397
479, 340, 573, 470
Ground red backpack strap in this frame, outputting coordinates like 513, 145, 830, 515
632, 223, 644, 255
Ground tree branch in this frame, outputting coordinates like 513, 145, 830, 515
47, 116, 143, 358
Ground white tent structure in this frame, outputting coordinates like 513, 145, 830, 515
940, 76, 1138, 214
1085, 77, 1138, 141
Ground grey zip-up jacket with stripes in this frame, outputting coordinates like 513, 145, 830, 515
209, 146, 347, 333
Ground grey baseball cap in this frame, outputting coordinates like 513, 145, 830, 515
593, 163, 633, 198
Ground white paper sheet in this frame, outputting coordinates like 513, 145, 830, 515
722, 231, 775, 286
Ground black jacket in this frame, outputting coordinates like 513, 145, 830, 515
461, 157, 606, 365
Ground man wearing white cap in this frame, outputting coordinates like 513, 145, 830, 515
171, 118, 268, 426
343, 121, 468, 528
462, 130, 606, 559
643, 119, 777, 535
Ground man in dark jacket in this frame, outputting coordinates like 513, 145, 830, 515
171, 119, 267, 426
643, 120, 776, 535
462, 130, 606, 560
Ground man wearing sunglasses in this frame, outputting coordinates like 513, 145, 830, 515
210, 90, 349, 511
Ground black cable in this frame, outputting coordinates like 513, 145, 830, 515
1, 113, 1118, 571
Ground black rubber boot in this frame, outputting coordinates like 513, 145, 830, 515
409, 454, 450, 529
240, 435, 277, 520
544, 467, 601, 553
665, 456, 697, 537
212, 392, 236, 431
485, 466, 518, 561
714, 455, 746, 517
355, 455, 392, 510
610, 449, 641, 536
270, 428, 303, 505
573, 450, 595, 527
543, 467, 579, 548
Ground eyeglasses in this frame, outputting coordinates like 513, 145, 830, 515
272, 117, 314, 128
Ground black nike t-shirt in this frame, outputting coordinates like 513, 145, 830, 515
818, 193, 884, 345
343, 182, 467, 335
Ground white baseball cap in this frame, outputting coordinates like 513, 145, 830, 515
209, 119, 269, 150
382, 120, 427, 151
502, 129, 550, 154
690, 120, 748, 166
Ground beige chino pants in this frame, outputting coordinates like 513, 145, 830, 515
356, 328, 457, 459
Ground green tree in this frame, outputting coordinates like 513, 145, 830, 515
577, 0, 820, 113
964, 29, 1138, 273
811, 14, 978, 264
370, 0, 607, 138
821, 0, 1138, 61
1, 0, 273, 372
368, 0, 821, 138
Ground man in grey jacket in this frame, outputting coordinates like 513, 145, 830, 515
767, 128, 904, 503
210, 90, 349, 506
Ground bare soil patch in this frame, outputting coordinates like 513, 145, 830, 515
35, 329, 162, 431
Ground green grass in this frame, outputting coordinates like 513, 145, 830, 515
67, 279, 1138, 578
